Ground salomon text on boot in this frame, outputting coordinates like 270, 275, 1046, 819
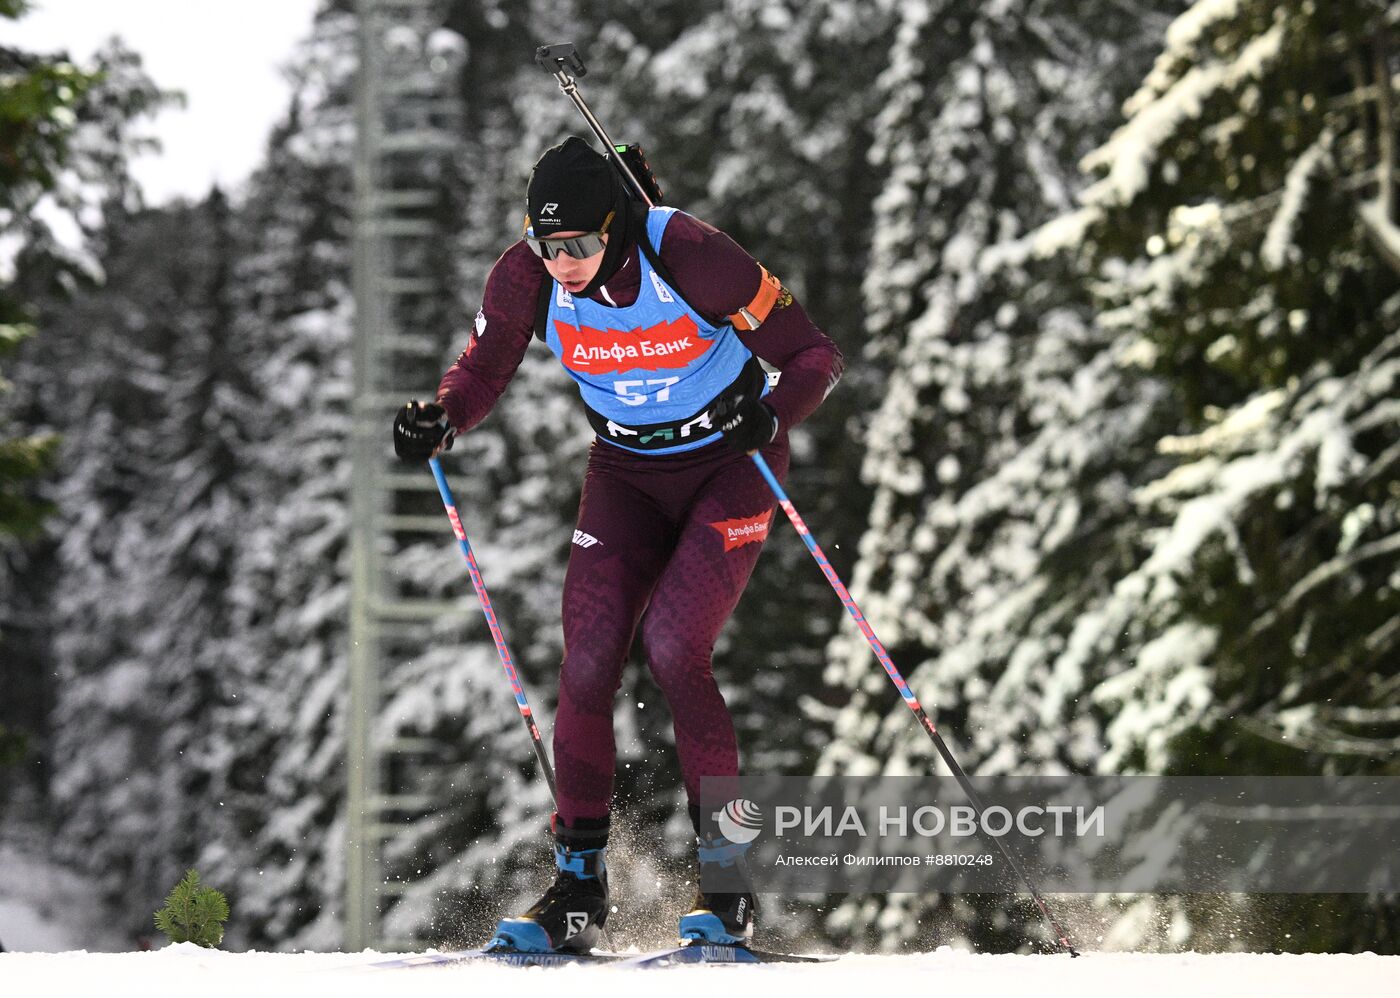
678, 805, 756, 946
488, 815, 610, 953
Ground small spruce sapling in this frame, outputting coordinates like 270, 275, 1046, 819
154, 869, 229, 947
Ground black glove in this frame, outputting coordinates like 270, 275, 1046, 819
393, 400, 455, 462
713, 392, 778, 454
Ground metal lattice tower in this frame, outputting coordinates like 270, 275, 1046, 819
348, 0, 466, 951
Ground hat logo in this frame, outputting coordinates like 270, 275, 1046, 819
541, 202, 559, 216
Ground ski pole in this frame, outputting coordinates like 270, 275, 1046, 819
430, 459, 621, 953
749, 452, 1080, 957
428, 456, 557, 803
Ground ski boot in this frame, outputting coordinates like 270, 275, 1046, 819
678, 806, 757, 946
487, 815, 610, 954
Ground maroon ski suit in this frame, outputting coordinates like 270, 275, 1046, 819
438, 211, 842, 822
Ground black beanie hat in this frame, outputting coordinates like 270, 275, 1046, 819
527, 136, 620, 235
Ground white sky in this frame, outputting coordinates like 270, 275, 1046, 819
6, 0, 323, 205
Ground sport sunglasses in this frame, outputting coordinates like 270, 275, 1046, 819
526, 231, 606, 260
524, 211, 614, 261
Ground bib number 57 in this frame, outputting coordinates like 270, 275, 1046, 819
614, 377, 680, 406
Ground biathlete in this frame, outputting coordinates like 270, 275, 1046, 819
393, 136, 842, 952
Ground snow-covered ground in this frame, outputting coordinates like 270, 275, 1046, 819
0, 946, 1393, 998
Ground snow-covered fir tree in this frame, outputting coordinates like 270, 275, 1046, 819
2, 35, 187, 932
820, 0, 1398, 952
195, 3, 361, 947
1046, 0, 1400, 950
813, 0, 1187, 952
0, 5, 107, 798
1047, 0, 1400, 781
19, 199, 243, 931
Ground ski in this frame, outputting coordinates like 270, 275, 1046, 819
364, 943, 836, 970
621, 944, 835, 968
370, 948, 620, 969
